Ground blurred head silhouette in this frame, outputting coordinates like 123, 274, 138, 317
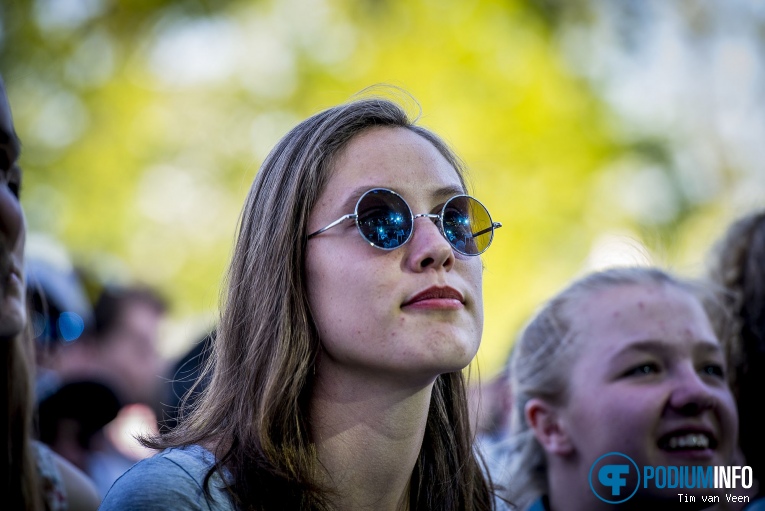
54, 284, 167, 406
0, 77, 26, 341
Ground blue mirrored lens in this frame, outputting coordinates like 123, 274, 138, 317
356, 190, 413, 249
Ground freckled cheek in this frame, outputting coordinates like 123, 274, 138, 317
570, 387, 658, 436
307, 252, 397, 339
305, 253, 346, 338
588, 409, 651, 453
462, 261, 483, 314
471, 296, 484, 334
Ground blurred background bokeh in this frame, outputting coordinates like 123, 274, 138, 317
2, 0, 764, 378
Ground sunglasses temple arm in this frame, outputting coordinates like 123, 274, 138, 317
471, 222, 502, 239
307, 214, 357, 239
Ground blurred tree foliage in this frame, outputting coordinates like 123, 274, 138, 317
3, 0, 734, 372
528, 0, 765, 269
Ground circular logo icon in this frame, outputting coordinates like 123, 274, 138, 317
588, 452, 640, 504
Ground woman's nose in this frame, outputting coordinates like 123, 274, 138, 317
668, 366, 717, 415
404, 216, 455, 272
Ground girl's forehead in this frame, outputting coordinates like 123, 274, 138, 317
570, 282, 715, 351
320, 128, 463, 203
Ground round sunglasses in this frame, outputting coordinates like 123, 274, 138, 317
307, 188, 501, 256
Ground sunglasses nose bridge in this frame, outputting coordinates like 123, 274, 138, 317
411, 212, 450, 246
412, 213, 440, 223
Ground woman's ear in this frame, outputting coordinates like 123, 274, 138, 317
525, 398, 574, 456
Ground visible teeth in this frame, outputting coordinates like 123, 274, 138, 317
666, 434, 710, 450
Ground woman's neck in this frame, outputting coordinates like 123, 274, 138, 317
310, 366, 435, 511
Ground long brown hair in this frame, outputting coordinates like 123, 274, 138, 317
150, 96, 494, 510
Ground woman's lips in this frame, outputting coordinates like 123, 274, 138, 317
402, 286, 464, 310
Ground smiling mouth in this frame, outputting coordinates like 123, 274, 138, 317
658, 432, 717, 452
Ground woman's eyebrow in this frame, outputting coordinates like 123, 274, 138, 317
432, 184, 466, 200
608, 340, 669, 362
338, 183, 465, 214
609, 338, 723, 362
340, 185, 372, 213
695, 341, 724, 357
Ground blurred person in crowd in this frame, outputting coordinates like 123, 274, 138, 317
53, 284, 168, 407
1, 75, 100, 509
37, 380, 122, 473
469, 368, 512, 441
25, 249, 95, 402
468, 347, 516, 482
708, 209, 765, 511
469, 353, 512, 441
41, 283, 168, 496
499, 267, 738, 511
100, 94, 506, 510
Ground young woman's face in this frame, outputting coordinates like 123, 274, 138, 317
559, 282, 737, 499
305, 126, 483, 384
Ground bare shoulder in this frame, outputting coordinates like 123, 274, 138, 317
52, 451, 102, 511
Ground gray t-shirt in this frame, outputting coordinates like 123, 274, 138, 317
99, 445, 234, 511
100, 443, 514, 510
